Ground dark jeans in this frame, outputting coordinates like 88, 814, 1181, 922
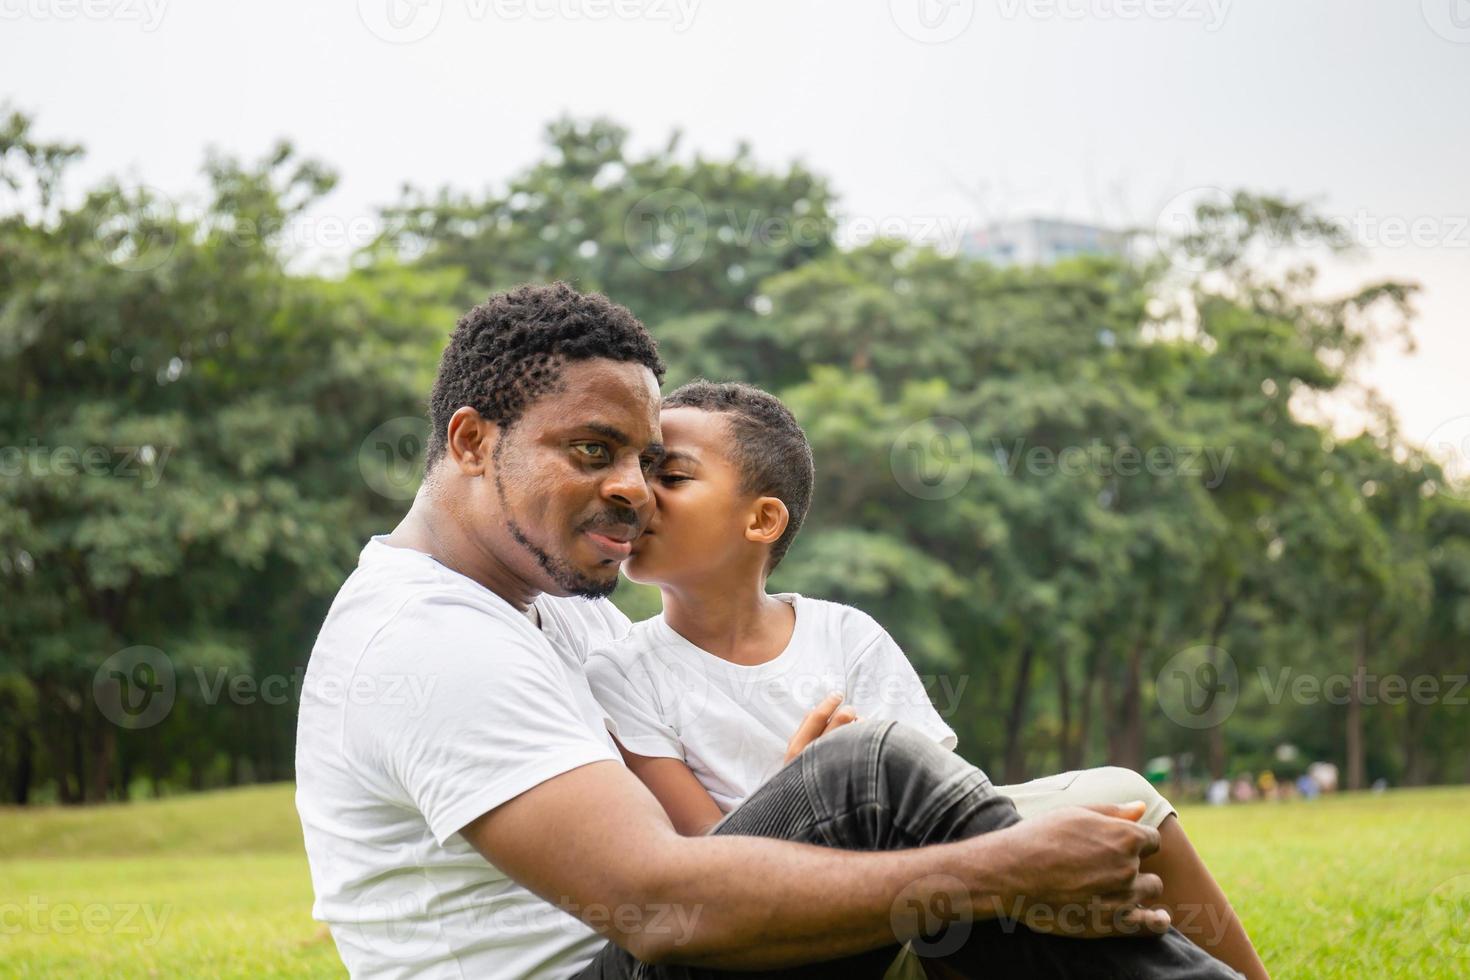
576, 720, 1242, 980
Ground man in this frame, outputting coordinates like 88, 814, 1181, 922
295, 282, 1241, 978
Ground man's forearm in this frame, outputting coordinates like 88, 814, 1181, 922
632, 831, 1012, 968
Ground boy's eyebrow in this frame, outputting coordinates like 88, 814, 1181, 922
660, 449, 698, 465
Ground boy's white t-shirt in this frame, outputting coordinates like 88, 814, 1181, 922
294, 537, 630, 980
585, 594, 957, 813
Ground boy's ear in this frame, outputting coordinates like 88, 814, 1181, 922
745, 496, 790, 548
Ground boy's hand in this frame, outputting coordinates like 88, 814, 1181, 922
783, 691, 859, 763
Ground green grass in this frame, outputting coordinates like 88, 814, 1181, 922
1, 784, 1467, 977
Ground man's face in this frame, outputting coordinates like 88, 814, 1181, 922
624, 406, 756, 587
483, 358, 664, 599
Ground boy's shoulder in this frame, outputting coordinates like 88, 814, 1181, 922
786, 594, 889, 648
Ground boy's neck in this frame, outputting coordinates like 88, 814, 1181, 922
660, 572, 796, 667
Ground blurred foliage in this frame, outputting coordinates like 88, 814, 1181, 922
1, 110, 1467, 804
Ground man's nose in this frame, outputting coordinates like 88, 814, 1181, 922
603, 453, 653, 516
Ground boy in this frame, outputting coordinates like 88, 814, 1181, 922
587, 380, 1267, 979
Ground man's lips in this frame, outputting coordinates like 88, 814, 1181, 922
583, 529, 636, 560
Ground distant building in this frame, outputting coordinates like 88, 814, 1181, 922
961, 217, 1125, 268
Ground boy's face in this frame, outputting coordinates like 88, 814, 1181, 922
623, 406, 757, 586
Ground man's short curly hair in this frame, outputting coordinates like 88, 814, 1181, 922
427, 282, 666, 464
662, 380, 815, 571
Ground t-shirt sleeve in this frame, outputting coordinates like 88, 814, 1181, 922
343, 593, 620, 845
585, 645, 685, 761
843, 615, 959, 751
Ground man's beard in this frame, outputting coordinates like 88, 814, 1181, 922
495, 464, 619, 600
505, 515, 618, 600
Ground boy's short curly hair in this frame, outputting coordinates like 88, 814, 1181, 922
662, 379, 814, 570
427, 282, 666, 464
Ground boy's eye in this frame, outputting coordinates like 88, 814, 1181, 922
658, 474, 691, 486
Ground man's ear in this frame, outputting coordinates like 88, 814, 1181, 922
745, 496, 790, 548
443, 406, 496, 475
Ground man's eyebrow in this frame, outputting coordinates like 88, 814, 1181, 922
574, 423, 663, 461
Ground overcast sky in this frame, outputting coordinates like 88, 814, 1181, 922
4, 0, 1466, 453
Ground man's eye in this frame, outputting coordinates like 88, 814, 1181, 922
573, 443, 609, 461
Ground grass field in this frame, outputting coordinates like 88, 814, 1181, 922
1, 784, 1467, 978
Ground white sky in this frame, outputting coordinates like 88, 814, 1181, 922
4, 0, 1466, 453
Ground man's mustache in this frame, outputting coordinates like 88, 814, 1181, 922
577, 507, 642, 538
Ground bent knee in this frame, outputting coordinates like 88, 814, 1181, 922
1081, 766, 1175, 827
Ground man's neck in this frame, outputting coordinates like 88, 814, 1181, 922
659, 569, 794, 666
384, 492, 542, 613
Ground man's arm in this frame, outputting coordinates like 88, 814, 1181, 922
460, 759, 1170, 969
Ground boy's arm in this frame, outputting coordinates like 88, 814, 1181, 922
618, 694, 861, 837
615, 738, 725, 836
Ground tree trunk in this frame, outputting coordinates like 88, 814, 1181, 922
1002, 642, 1037, 784
11, 731, 32, 805
1070, 648, 1101, 771
1205, 591, 1237, 780
89, 721, 115, 802
1056, 651, 1073, 774
1346, 620, 1369, 791
1116, 638, 1145, 771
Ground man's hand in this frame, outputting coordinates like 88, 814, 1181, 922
979, 802, 1170, 939
783, 692, 860, 764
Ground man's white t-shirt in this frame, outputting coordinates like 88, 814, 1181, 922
295, 537, 630, 979
585, 594, 957, 813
